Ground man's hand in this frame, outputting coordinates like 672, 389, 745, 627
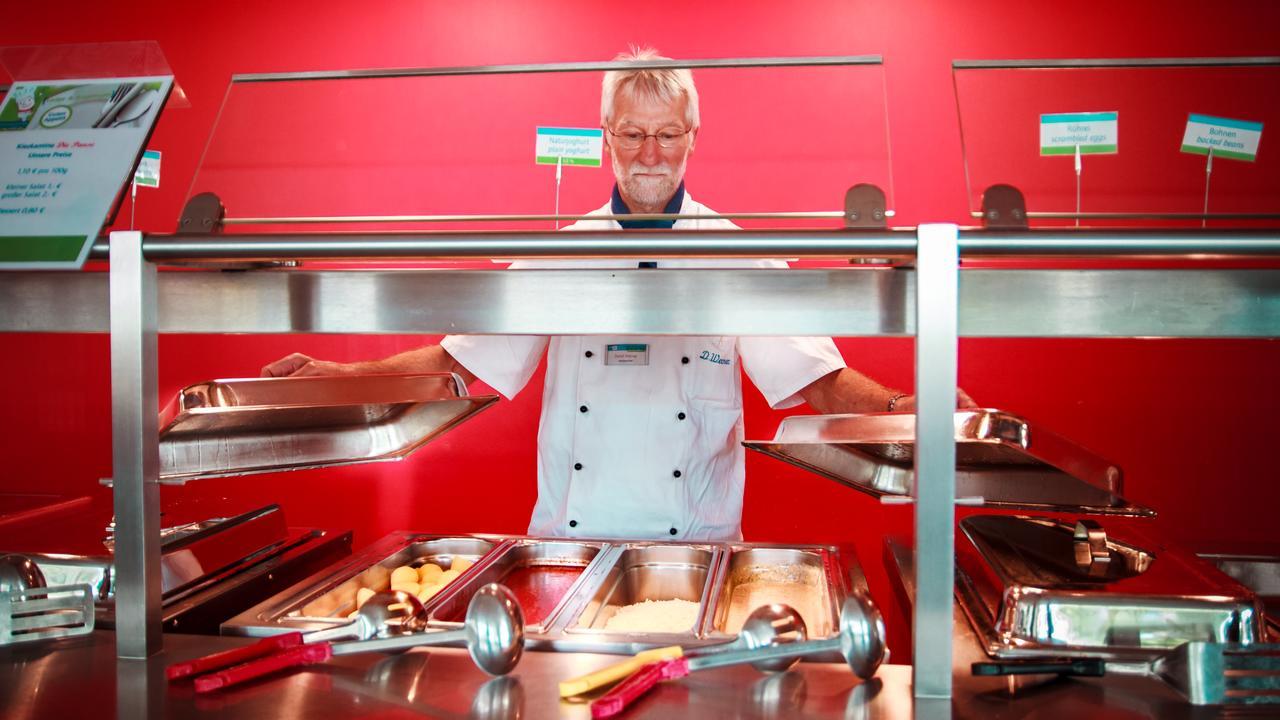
260, 353, 360, 378
893, 388, 978, 412
800, 368, 978, 414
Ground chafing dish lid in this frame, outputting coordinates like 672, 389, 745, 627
157, 373, 498, 482
743, 409, 1152, 516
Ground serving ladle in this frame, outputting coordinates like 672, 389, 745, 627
330, 583, 525, 676
591, 591, 887, 718
561, 603, 808, 698
690, 603, 809, 671
304, 590, 429, 642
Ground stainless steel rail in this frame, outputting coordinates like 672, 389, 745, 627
6, 268, 1278, 338
79, 229, 1280, 261
231, 55, 884, 84
220, 211, 853, 225
953, 56, 1280, 69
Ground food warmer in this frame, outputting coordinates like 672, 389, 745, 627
224, 532, 865, 662
744, 409, 1267, 660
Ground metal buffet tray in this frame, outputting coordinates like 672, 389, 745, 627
8, 504, 352, 633
1196, 551, 1280, 641
223, 534, 865, 656
955, 515, 1264, 661
157, 373, 498, 482
744, 409, 1153, 516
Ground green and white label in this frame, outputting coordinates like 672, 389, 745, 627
535, 127, 602, 167
134, 149, 161, 187
1181, 114, 1262, 162
1040, 111, 1118, 155
0, 76, 172, 269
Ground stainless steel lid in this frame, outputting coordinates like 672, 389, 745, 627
954, 514, 1263, 659
157, 373, 498, 482
743, 409, 1153, 516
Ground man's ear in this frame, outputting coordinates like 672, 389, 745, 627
688, 128, 698, 154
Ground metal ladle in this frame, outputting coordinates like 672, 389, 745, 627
684, 590, 887, 679
330, 583, 525, 676
304, 590, 428, 643
591, 591, 886, 719
687, 603, 808, 672
561, 603, 809, 699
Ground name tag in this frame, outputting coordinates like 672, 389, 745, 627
605, 343, 649, 366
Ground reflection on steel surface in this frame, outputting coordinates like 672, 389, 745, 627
223, 533, 869, 658
157, 373, 498, 482
956, 515, 1263, 660
744, 409, 1152, 516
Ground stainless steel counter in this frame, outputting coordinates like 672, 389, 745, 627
0, 630, 1234, 719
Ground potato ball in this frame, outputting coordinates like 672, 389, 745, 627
391, 581, 421, 597
451, 558, 475, 573
390, 565, 419, 587
418, 563, 444, 584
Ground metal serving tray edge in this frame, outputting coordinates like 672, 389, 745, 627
221, 535, 869, 657
744, 409, 1154, 516
157, 373, 499, 482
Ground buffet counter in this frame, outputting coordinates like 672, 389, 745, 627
0, 615, 1209, 720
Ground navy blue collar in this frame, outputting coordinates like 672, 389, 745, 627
611, 182, 685, 229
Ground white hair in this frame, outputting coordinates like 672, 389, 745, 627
601, 46, 700, 129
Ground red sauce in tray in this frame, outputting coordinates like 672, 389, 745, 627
436, 564, 584, 625
501, 565, 584, 626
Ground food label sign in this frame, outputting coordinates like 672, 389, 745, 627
535, 127, 603, 167
1040, 111, 1118, 155
1180, 114, 1262, 162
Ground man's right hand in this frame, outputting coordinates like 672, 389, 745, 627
260, 352, 358, 378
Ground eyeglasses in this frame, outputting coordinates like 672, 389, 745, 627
606, 127, 693, 150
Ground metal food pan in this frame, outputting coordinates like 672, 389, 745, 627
566, 544, 718, 639
956, 515, 1263, 660
744, 410, 1153, 516
158, 373, 498, 482
292, 537, 496, 619
703, 546, 839, 640
428, 540, 605, 632
222, 533, 504, 636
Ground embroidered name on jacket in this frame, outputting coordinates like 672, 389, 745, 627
699, 350, 731, 365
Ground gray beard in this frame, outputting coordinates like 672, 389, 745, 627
613, 156, 685, 212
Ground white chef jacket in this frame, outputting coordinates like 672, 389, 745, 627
441, 192, 845, 541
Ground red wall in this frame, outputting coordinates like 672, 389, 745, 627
3, 1, 1279, 660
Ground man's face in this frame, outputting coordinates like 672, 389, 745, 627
605, 92, 696, 211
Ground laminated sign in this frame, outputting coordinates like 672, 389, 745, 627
1040, 111, 1118, 155
1180, 114, 1262, 162
535, 127, 603, 167
0, 76, 172, 269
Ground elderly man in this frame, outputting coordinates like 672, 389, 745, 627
264, 47, 972, 541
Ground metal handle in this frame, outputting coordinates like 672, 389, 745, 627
1073, 519, 1111, 577
687, 634, 841, 671
329, 627, 466, 656
972, 659, 1105, 677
